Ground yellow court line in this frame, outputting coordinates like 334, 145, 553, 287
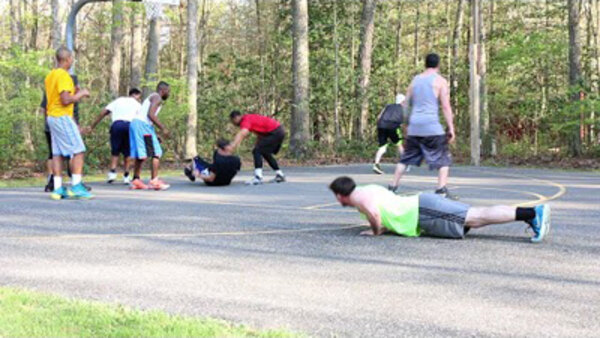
5, 224, 367, 241
303, 202, 341, 210
462, 168, 568, 207
303, 190, 424, 210
451, 186, 547, 207
305, 170, 565, 210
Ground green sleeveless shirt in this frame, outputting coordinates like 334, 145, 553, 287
357, 185, 420, 237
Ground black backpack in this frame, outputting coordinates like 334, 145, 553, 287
377, 104, 404, 129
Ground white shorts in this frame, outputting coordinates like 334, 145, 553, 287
47, 115, 86, 157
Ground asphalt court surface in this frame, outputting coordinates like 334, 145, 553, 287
1, 164, 599, 336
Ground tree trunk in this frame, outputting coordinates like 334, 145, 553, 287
30, 0, 39, 49
568, 0, 583, 156
394, 0, 403, 94
130, 6, 143, 90
356, 0, 377, 140
349, 1, 357, 139
489, 0, 497, 155
413, 2, 420, 68
178, 4, 186, 78
185, 0, 199, 160
17, 0, 25, 48
290, 0, 310, 156
144, 18, 161, 97
255, 0, 266, 112
590, 0, 600, 144
425, 0, 432, 51
469, 0, 481, 166
451, 0, 465, 112
109, 0, 124, 98
446, 0, 452, 72
334, 0, 341, 143
479, 0, 490, 157
9, 0, 18, 46
50, 0, 65, 49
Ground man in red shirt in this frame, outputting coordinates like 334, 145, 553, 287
230, 110, 286, 185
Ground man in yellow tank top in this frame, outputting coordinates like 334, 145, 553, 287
329, 176, 550, 243
44, 47, 93, 200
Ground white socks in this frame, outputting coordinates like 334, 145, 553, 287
72, 174, 82, 186
53, 176, 62, 189
254, 168, 284, 178
375, 145, 388, 164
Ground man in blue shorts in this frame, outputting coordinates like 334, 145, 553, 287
330, 176, 551, 243
129, 82, 171, 191
85, 88, 142, 184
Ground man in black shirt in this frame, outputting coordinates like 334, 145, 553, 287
184, 139, 241, 186
373, 94, 406, 175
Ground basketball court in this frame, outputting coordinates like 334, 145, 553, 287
1, 164, 599, 336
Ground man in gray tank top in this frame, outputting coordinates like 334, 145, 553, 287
389, 53, 457, 199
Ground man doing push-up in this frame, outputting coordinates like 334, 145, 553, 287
329, 176, 551, 243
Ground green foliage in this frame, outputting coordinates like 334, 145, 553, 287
0, 0, 598, 175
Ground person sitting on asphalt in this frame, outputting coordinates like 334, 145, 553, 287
329, 176, 551, 243
184, 139, 241, 187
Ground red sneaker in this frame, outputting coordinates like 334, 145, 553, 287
149, 178, 170, 191
130, 178, 149, 190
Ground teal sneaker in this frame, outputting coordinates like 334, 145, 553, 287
530, 204, 551, 243
50, 186, 73, 200
71, 183, 95, 199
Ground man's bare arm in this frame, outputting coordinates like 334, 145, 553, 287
147, 96, 167, 133
88, 109, 110, 131
376, 107, 386, 120
403, 84, 413, 109
231, 129, 250, 151
439, 80, 455, 143
60, 89, 89, 105
357, 203, 385, 236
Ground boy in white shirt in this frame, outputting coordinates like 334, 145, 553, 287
85, 88, 142, 184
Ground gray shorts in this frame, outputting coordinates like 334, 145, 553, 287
400, 135, 452, 170
418, 193, 470, 239
47, 115, 86, 157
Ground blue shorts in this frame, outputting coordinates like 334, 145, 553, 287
129, 119, 162, 159
110, 120, 130, 156
47, 115, 86, 157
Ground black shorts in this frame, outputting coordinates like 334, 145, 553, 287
255, 126, 285, 155
377, 128, 401, 147
45, 131, 52, 160
400, 135, 452, 170
110, 121, 131, 157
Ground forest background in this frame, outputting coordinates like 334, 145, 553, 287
0, 0, 599, 176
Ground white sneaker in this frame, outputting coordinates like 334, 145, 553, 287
107, 171, 117, 183
245, 176, 263, 185
123, 175, 131, 185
